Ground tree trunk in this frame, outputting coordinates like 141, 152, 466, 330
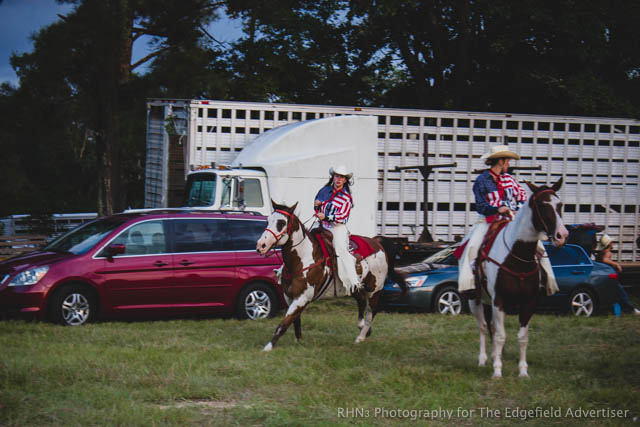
96, 0, 133, 215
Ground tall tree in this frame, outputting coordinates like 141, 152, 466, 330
224, 0, 383, 105
10, 0, 225, 214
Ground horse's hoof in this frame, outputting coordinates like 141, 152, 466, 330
263, 343, 273, 352
478, 356, 487, 366
492, 371, 502, 379
519, 371, 529, 378
354, 337, 365, 344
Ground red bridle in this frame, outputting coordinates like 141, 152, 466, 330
263, 209, 294, 246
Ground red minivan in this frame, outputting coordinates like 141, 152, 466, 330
0, 211, 284, 325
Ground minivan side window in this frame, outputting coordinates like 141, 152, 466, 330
228, 219, 268, 251
172, 219, 231, 253
104, 220, 167, 256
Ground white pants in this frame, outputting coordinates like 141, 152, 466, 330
331, 223, 361, 293
458, 220, 558, 296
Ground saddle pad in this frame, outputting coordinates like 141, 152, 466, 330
349, 235, 376, 259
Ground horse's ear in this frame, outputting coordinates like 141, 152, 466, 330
289, 202, 298, 214
551, 177, 563, 192
525, 181, 539, 193
271, 199, 279, 209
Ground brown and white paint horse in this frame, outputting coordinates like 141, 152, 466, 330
468, 178, 569, 378
256, 201, 406, 351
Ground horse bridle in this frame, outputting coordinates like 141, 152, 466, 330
531, 188, 559, 242
263, 209, 295, 247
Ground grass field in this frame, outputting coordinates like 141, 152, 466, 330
1, 297, 639, 426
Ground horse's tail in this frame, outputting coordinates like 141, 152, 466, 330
375, 236, 408, 296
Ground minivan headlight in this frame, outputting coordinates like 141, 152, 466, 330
8, 266, 50, 287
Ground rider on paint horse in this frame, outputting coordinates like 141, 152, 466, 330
273, 165, 362, 296
313, 165, 362, 295
457, 144, 559, 296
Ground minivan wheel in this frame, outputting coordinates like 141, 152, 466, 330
236, 283, 278, 320
49, 285, 97, 326
570, 288, 596, 317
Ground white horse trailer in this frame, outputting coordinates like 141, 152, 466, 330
145, 99, 640, 261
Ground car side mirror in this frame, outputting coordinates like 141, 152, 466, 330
106, 244, 126, 257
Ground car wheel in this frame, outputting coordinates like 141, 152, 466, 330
434, 286, 463, 315
49, 284, 98, 326
570, 288, 596, 317
236, 283, 278, 320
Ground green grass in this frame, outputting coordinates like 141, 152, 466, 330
1, 298, 639, 426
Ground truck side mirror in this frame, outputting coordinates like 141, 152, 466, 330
234, 177, 245, 210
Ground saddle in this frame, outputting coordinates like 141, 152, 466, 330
310, 228, 377, 295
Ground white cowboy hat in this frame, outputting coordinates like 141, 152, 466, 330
480, 144, 521, 160
329, 165, 353, 179
597, 234, 613, 251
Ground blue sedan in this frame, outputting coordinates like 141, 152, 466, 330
381, 243, 623, 317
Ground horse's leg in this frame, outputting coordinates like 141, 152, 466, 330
353, 290, 367, 330
491, 306, 507, 378
293, 317, 302, 341
263, 287, 313, 352
517, 302, 536, 377
354, 291, 373, 343
356, 291, 380, 343
468, 298, 488, 367
367, 290, 384, 337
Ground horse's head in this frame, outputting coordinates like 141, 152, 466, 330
525, 178, 569, 247
256, 200, 299, 255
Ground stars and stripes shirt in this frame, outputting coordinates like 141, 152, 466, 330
315, 185, 353, 226
473, 170, 527, 218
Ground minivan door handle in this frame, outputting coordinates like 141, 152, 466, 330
153, 261, 169, 267
179, 260, 194, 266
571, 269, 585, 275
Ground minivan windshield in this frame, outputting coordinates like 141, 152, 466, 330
44, 217, 129, 255
184, 173, 216, 207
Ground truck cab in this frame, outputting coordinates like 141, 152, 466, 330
183, 167, 270, 216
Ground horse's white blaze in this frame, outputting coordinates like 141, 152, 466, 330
549, 194, 569, 247
256, 212, 290, 254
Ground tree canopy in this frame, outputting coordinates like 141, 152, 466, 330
1, 0, 639, 216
